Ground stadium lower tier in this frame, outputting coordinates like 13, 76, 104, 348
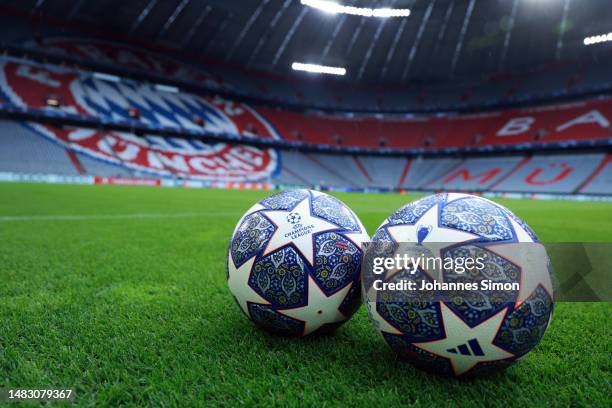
0, 121, 610, 195
2, 56, 612, 152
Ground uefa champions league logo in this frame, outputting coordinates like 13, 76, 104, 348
287, 213, 301, 225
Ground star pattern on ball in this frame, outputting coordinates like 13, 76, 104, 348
445, 192, 474, 203
309, 189, 369, 249
260, 197, 340, 265
232, 203, 265, 235
384, 204, 479, 280
412, 303, 514, 376
386, 204, 479, 251
278, 276, 352, 335
365, 300, 403, 335
486, 217, 554, 307
227, 254, 269, 316
343, 226, 371, 251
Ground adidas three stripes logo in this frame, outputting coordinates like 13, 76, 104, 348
446, 338, 485, 356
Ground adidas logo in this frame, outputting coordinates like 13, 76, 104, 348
446, 338, 484, 356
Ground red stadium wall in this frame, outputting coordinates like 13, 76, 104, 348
258, 100, 612, 149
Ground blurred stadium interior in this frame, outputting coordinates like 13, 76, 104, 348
0, 0, 611, 197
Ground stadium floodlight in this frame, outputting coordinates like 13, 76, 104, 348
300, 0, 410, 18
583, 32, 612, 45
291, 62, 346, 76
372, 8, 411, 18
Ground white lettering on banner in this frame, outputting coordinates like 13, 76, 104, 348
240, 148, 263, 167
147, 151, 165, 170
556, 110, 610, 132
190, 157, 216, 173
157, 154, 190, 172
68, 128, 97, 142
97, 138, 116, 156
497, 117, 535, 136
16, 65, 61, 88
226, 153, 252, 171
105, 137, 141, 161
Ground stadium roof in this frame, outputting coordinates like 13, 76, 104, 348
13, 0, 612, 84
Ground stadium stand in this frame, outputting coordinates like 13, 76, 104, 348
1, 119, 610, 195
0, 39, 610, 196
491, 153, 606, 193
74, 151, 135, 178
355, 155, 407, 190
579, 156, 612, 194
0, 120, 78, 175
401, 158, 463, 190
14, 34, 612, 113
1, 55, 611, 153
424, 156, 525, 192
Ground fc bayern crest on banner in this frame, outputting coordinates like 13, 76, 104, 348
0, 40, 281, 182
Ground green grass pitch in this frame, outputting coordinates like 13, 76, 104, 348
0, 183, 610, 407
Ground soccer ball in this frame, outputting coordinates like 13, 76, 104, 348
364, 193, 554, 376
228, 189, 369, 336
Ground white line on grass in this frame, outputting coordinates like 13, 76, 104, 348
0, 209, 390, 222
0, 212, 241, 222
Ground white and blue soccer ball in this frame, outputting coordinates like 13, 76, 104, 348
365, 193, 554, 376
228, 189, 369, 336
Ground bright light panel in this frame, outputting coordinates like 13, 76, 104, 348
301, 0, 410, 18
584, 32, 612, 45
291, 62, 346, 76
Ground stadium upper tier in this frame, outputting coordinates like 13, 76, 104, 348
1, 55, 611, 154
5, 34, 611, 113
0, 120, 610, 195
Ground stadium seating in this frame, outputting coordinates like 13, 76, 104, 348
576, 155, 612, 194
0, 120, 78, 175
1, 56, 611, 154
491, 154, 606, 193
401, 157, 463, 190
424, 156, 525, 191
75, 152, 135, 178
20, 36, 612, 113
1, 120, 609, 195
0, 43, 610, 196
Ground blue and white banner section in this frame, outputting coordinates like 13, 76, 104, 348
361, 242, 610, 304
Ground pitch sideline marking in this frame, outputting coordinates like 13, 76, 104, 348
0, 209, 390, 222
0, 212, 241, 222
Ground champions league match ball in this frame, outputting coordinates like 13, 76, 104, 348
364, 193, 554, 376
227, 189, 369, 336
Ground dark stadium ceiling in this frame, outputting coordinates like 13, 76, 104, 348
7, 0, 612, 84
